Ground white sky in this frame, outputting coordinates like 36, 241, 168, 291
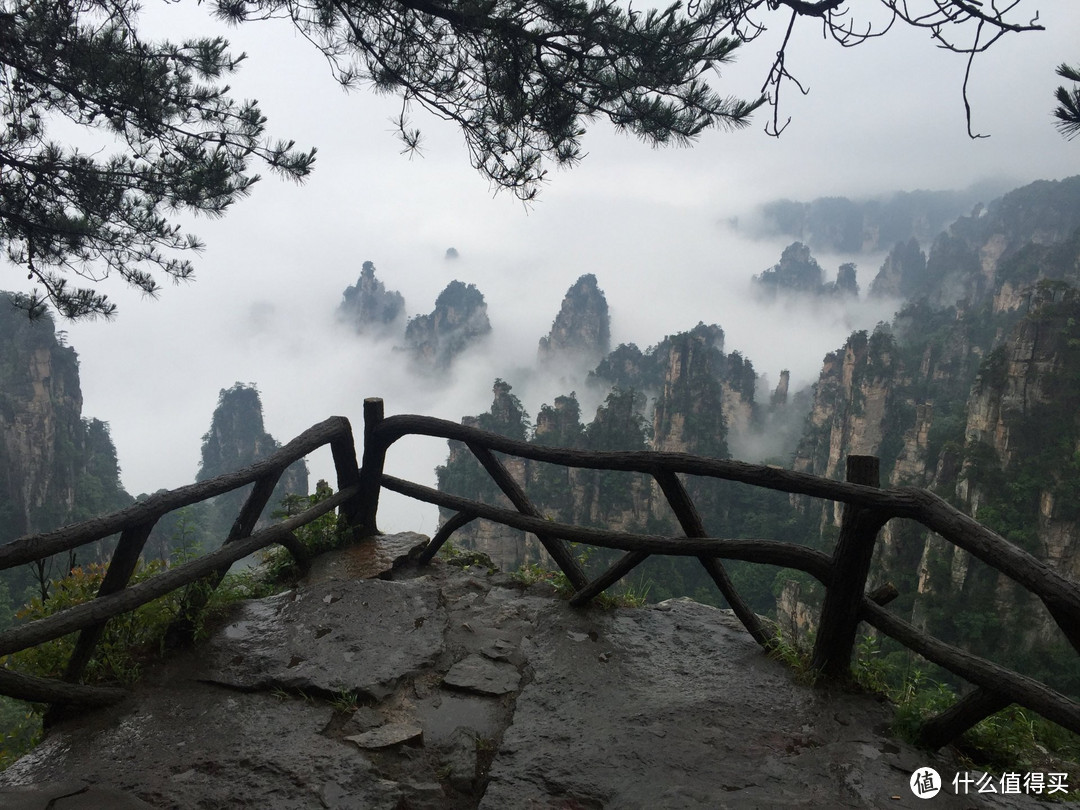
29, 1, 1080, 533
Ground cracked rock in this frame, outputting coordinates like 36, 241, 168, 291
442, 653, 521, 696
345, 722, 424, 749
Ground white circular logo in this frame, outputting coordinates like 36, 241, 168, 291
910, 767, 941, 799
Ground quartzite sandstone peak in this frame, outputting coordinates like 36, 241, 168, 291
405, 280, 492, 369
338, 260, 406, 335
537, 273, 611, 366
0, 293, 129, 544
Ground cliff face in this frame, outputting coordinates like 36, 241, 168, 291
797, 180, 1080, 492
788, 177, 1080, 687
651, 325, 731, 456
0, 295, 129, 544
405, 281, 491, 369
588, 322, 761, 458
794, 330, 893, 481
957, 288, 1080, 581
868, 176, 1080, 308
537, 274, 610, 367
869, 238, 928, 299
436, 380, 542, 572
193, 383, 309, 545
337, 261, 405, 336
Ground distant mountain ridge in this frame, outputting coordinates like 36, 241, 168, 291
745, 180, 1014, 253
785, 176, 1080, 693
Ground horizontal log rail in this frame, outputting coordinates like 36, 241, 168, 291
381, 475, 835, 581
366, 411, 1080, 644
0, 489, 356, 660
3, 397, 1080, 754
0, 417, 360, 570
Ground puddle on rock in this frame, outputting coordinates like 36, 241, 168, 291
304, 534, 428, 583
414, 692, 503, 746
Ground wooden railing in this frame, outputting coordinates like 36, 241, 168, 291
357, 399, 1080, 749
0, 416, 362, 707
2, 397, 1079, 752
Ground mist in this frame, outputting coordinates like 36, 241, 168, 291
18, 0, 1080, 535
59, 207, 902, 536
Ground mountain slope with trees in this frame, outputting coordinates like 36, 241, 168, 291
0, 293, 130, 629
436, 175, 1080, 701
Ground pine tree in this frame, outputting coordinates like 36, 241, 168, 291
0, 0, 316, 319
0, 0, 1046, 318
1054, 64, 1080, 140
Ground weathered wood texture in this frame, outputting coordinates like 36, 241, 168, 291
356, 397, 387, 536
811, 456, 887, 677
417, 511, 477, 565
860, 599, 1080, 738
166, 470, 287, 646
0, 665, 128, 707
0, 487, 354, 659
330, 420, 363, 540
652, 469, 770, 648
0, 488, 355, 708
466, 443, 588, 591
568, 550, 649, 608
916, 687, 1013, 751
63, 520, 157, 684
382, 474, 835, 582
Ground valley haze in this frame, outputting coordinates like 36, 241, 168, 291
9, 0, 1080, 534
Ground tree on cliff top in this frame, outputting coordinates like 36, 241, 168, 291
1, 0, 1044, 319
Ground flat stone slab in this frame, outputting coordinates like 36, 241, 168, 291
0, 781, 155, 810
442, 653, 521, 696
0, 682, 408, 809
346, 722, 424, 749
480, 598, 1047, 810
304, 533, 429, 583
204, 576, 444, 700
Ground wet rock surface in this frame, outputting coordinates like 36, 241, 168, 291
0, 534, 1049, 809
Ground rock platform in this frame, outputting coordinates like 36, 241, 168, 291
0, 534, 1049, 808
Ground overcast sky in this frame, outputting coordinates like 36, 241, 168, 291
34, 1, 1080, 533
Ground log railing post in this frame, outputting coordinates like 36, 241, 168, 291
917, 687, 1012, 750
811, 455, 887, 679
330, 422, 363, 541
356, 398, 387, 536
418, 511, 477, 565
653, 469, 770, 648
62, 520, 157, 685
166, 470, 283, 647
467, 443, 588, 591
